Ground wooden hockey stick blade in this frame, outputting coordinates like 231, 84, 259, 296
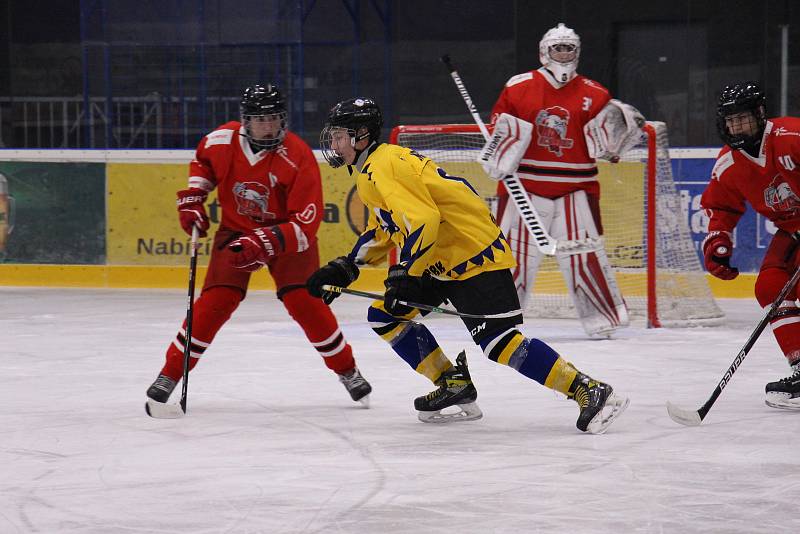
145, 399, 185, 419
665, 401, 703, 427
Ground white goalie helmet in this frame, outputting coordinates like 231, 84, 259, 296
539, 23, 581, 84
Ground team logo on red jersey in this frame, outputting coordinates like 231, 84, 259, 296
296, 203, 317, 224
535, 106, 574, 156
764, 174, 800, 213
233, 181, 275, 222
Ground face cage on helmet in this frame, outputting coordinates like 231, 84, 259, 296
320, 125, 356, 168
242, 111, 288, 151
716, 106, 766, 151
547, 43, 578, 64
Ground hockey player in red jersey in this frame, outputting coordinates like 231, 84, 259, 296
488, 23, 644, 337
145, 84, 371, 410
701, 81, 800, 409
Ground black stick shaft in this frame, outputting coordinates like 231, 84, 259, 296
179, 226, 200, 414
697, 264, 800, 421
321, 285, 520, 320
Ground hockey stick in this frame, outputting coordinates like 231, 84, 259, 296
440, 55, 602, 256
145, 225, 201, 419
321, 284, 522, 320
667, 263, 800, 426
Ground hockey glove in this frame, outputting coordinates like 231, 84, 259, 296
227, 226, 285, 272
383, 263, 427, 316
703, 231, 739, 280
307, 256, 360, 304
177, 188, 210, 238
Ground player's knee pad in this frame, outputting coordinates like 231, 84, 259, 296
755, 268, 796, 307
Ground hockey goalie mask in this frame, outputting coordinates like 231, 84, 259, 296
716, 81, 766, 154
539, 23, 581, 84
240, 84, 288, 151
320, 97, 383, 168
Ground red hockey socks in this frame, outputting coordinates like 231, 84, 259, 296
756, 268, 800, 363
281, 288, 356, 374
161, 285, 242, 380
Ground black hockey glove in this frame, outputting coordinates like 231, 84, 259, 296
306, 256, 360, 304
384, 263, 428, 316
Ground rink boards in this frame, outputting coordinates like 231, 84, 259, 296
0, 149, 761, 297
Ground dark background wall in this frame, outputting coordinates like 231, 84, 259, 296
1, 0, 797, 148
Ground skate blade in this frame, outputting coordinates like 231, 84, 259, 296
145, 399, 185, 419
765, 393, 800, 410
585, 394, 629, 434
417, 402, 483, 424
357, 394, 370, 408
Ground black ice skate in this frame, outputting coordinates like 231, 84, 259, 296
144, 374, 186, 419
146, 374, 178, 403
339, 367, 372, 407
765, 361, 800, 410
568, 372, 628, 434
414, 351, 483, 423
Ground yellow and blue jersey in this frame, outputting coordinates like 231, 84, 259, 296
348, 143, 516, 279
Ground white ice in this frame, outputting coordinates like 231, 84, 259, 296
1, 287, 798, 534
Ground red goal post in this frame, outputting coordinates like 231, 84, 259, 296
389, 121, 724, 328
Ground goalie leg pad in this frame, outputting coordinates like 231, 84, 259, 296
552, 191, 629, 336
496, 191, 554, 309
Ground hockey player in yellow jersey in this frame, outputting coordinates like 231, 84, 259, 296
307, 97, 628, 433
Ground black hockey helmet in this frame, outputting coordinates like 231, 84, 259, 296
320, 97, 383, 167
240, 84, 287, 151
716, 81, 766, 152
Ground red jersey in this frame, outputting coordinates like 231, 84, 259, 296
701, 117, 800, 234
491, 68, 611, 199
188, 121, 323, 253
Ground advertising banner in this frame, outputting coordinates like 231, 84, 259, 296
0, 162, 105, 264
106, 162, 366, 266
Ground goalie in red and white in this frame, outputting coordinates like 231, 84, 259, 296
483, 23, 644, 337
700, 81, 800, 409
145, 84, 372, 410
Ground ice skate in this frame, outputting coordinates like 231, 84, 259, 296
414, 351, 483, 423
765, 361, 800, 410
339, 367, 372, 407
568, 372, 628, 434
144, 374, 185, 418
146, 374, 178, 403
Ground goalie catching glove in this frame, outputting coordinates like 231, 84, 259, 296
584, 99, 645, 162
478, 113, 533, 181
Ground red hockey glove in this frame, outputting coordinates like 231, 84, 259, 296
176, 188, 210, 238
703, 231, 739, 280
227, 227, 285, 271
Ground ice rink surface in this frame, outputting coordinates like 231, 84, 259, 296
1, 287, 799, 533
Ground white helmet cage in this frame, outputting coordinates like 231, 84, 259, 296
539, 23, 581, 84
